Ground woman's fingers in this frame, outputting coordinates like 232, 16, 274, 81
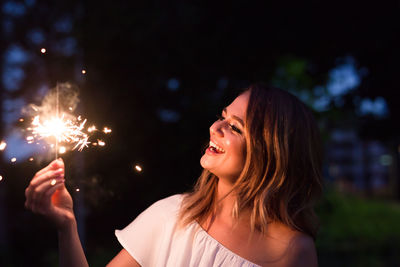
30, 168, 64, 188
35, 158, 64, 178
26, 178, 65, 214
25, 164, 65, 214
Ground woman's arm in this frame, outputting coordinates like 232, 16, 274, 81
25, 159, 89, 267
107, 249, 141, 267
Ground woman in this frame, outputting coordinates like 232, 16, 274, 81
25, 84, 322, 266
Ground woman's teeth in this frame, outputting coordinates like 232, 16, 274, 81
209, 141, 225, 153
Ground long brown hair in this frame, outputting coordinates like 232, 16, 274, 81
179, 84, 323, 239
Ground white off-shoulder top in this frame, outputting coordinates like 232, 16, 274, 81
115, 194, 261, 267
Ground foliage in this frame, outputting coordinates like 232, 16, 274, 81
316, 189, 400, 266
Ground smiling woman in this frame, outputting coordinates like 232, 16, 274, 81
25, 84, 322, 267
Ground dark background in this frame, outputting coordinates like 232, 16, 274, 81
1, 1, 399, 266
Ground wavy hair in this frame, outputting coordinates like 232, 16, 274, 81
179, 84, 323, 239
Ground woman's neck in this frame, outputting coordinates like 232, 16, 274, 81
215, 178, 238, 218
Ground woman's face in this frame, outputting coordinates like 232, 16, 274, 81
200, 91, 249, 182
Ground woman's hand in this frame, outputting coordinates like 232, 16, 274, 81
25, 158, 75, 231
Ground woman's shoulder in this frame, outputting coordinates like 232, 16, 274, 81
285, 232, 318, 267
261, 222, 318, 266
152, 194, 183, 208
144, 194, 184, 216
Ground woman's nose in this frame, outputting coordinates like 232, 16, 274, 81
210, 120, 224, 137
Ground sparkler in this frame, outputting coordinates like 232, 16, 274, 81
25, 83, 111, 159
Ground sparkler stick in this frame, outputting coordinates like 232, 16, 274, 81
55, 84, 59, 159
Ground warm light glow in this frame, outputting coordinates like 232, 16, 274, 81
30, 115, 90, 152
134, 165, 142, 172
59, 146, 66, 154
40, 48, 46, 53
50, 179, 57, 186
81, 69, 86, 74
76, 188, 80, 192
11, 158, 16, 162
0, 176, 3, 181
0, 141, 6, 150
88, 125, 97, 132
19, 118, 24, 122
98, 140, 105, 146
29, 157, 34, 161
103, 127, 112, 134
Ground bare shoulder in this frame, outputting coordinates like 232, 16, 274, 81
285, 232, 318, 267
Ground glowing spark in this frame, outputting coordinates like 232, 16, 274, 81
19, 118, 24, 122
0, 141, 6, 150
50, 179, 57, 186
11, 158, 16, 162
40, 48, 46, 54
134, 165, 142, 172
88, 125, 96, 132
0, 176, 2, 182
81, 69, 86, 74
59, 146, 66, 154
29, 114, 91, 152
29, 157, 34, 161
98, 140, 105, 146
69, 107, 73, 111
76, 188, 80, 192
103, 127, 112, 134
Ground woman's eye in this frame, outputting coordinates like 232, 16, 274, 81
216, 114, 242, 134
216, 115, 225, 121
230, 124, 242, 134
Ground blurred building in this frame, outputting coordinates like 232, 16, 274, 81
326, 129, 395, 196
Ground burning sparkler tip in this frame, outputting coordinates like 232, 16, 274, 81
134, 165, 143, 172
0, 141, 6, 151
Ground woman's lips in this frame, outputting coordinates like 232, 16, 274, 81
206, 140, 225, 155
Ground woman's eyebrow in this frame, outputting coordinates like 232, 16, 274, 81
223, 107, 244, 126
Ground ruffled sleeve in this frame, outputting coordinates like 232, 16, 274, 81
115, 194, 182, 266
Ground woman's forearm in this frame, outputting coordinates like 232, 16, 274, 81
57, 218, 89, 267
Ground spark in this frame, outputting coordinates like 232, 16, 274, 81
0, 141, 6, 151
50, 179, 57, 186
29, 157, 34, 161
134, 165, 142, 172
19, 118, 24, 122
103, 127, 112, 134
76, 188, 80, 192
0, 176, 2, 182
81, 69, 86, 74
69, 107, 73, 111
59, 146, 66, 154
88, 125, 96, 132
98, 140, 105, 146
29, 114, 90, 152
40, 48, 46, 54
11, 158, 16, 162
